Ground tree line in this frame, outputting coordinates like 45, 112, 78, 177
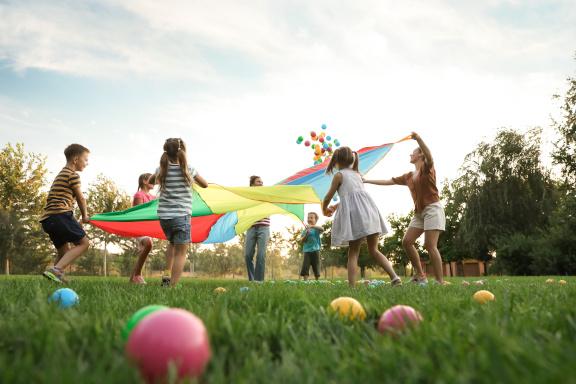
1, 63, 574, 276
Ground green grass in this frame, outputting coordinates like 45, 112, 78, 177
1, 276, 575, 383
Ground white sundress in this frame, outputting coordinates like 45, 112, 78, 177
331, 168, 388, 247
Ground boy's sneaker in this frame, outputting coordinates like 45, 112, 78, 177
130, 275, 147, 285
42, 267, 67, 284
161, 276, 171, 287
391, 277, 403, 287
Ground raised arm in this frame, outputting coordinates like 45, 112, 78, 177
72, 185, 89, 223
412, 132, 434, 167
322, 173, 342, 216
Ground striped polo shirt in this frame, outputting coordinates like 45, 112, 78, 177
252, 217, 270, 227
156, 163, 197, 219
40, 167, 80, 221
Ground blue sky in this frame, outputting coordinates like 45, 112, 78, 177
1, 0, 575, 230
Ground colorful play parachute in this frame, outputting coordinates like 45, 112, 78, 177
90, 136, 412, 243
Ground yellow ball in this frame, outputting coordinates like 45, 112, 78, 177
545, 278, 555, 284
559, 280, 567, 285
473, 290, 495, 304
329, 297, 366, 321
214, 287, 227, 293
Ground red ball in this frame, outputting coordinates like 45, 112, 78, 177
378, 305, 422, 335
310, 131, 317, 137
304, 141, 311, 147
319, 137, 325, 143
126, 308, 211, 383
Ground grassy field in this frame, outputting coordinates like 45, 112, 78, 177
1, 276, 575, 383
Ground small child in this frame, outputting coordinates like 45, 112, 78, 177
299, 212, 323, 281
129, 173, 155, 284
150, 138, 208, 287
322, 146, 401, 287
41, 144, 91, 283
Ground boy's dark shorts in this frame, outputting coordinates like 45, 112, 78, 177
41, 212, 86, 249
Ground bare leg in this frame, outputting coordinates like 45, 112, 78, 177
55, 243, 71, 265
54, 237, 89, 270
347, 240, 362, 287
424, 230, 444, 283
170, 244, 189, 286
366, 234, 399, 281
132, 237, 152, 278
165, 243, 175, 275
402, 227, 425, 278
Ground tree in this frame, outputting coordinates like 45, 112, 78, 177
381, 213, 422, 275
0, 143, 50, 274
446, 128, 556, 263
85, 174, 131, 276
552, 62, 576, 188
267, 231, 285, 280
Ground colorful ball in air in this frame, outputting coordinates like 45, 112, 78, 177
214, 287, 227, 294
378, 305, 423, 335
122, 305, 169, 341
296, 136, 304, 144
310, 131, 317, 138
329, 297, 366, 321
473, 290, 495, 304
126, 308, 211, 383
321, 124, 327, 130
326, 136, 332, 141
319, 137, 325, 143
48, 288, 79, 309
304, 140, 310, 147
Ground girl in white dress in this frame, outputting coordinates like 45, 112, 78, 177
322, 147, 401, 287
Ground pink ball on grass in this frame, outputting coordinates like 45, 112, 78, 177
378, 305, 423, 335
126, 308, 211, 383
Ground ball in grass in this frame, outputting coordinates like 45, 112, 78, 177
240, 286, 250, 292
462, 281, 470, 286
122, 305, 169, 341
378, 305, 423, 335
546, 278, 555, 284
214, 287, 227, 294
126, 308, 211, 383
473, 280, 484, 285
559, 280, 567, 285
473, 290, 495, 304
48, 288, 79, 309
329, 297, 366, 321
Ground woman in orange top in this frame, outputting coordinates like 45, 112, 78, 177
363, 132, 446, 285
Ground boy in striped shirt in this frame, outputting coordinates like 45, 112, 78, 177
244, 175, 270, 281
41, 144, 91, 283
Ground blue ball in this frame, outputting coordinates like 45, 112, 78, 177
240, 286, 250, 292
321, 124, 327, 130
49, 288, 79, 309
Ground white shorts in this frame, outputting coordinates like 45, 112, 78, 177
409, 202, 446, 231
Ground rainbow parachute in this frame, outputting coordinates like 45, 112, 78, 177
90, 138, 410, 243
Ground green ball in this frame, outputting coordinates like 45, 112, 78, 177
121, 305, 169, 341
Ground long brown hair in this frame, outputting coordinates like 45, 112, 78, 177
157, 138, 193, 191
137, 173, 153, 191
325, 147, 359, 174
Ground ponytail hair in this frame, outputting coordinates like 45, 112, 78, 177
157, 138, 193, 191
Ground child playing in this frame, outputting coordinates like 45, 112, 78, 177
299, 212, 323, 281
363, 132, 446, 285
129, 173, 155, 284
149, 138, 208, 287
41, 144, 91, 283
322, 146, 401, 287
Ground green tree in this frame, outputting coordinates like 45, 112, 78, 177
552, 63, 576, 188
85, 174, 131, 276
0, 143, 50, 274
447, 128, 556, 263
381, 213, 421, 275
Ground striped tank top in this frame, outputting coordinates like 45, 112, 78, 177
40, 167, 81, 221
156, 163, 197, 219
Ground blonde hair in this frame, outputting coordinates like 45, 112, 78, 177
157, 138, 193, 191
